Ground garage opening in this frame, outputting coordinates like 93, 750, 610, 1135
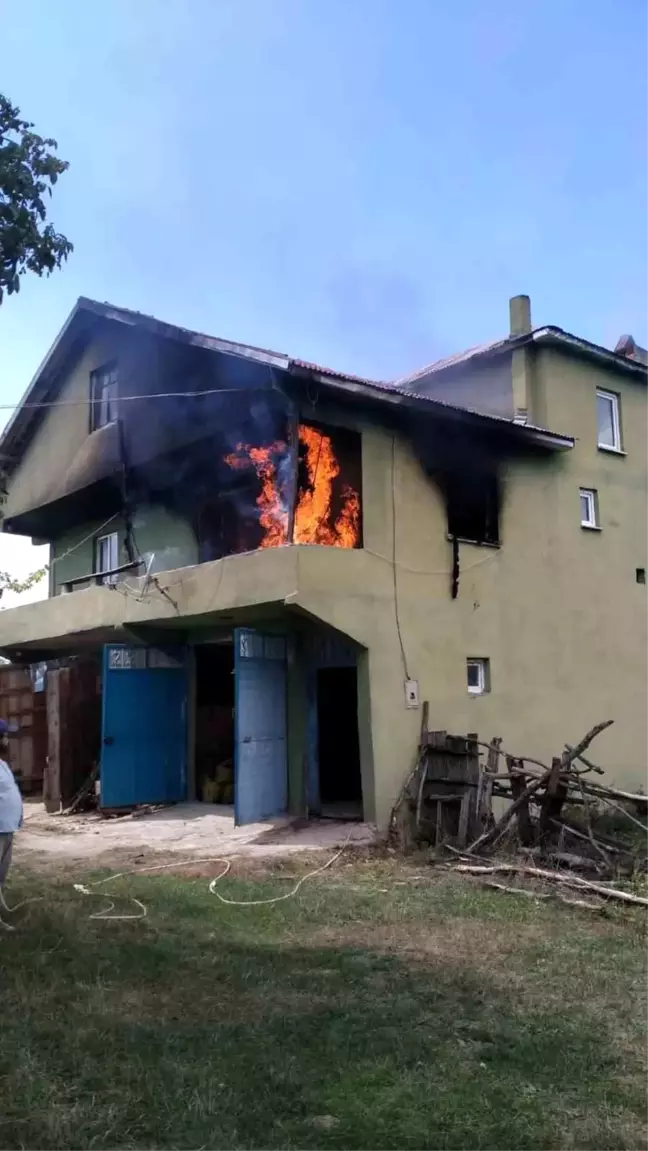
194, 642, 234, 803
316, 666, 363, 820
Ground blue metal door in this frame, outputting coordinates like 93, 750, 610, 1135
101, 644, 188, 808
234, 629, 287, 825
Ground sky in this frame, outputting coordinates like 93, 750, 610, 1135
0, 0, 646, 605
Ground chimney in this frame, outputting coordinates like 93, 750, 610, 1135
615, 334, 648, 365
509, 295, 532, 337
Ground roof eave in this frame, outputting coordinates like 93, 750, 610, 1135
77, 298, 291, 370
532, 328, 648, 378
290, 364, 574, 451
0, 299, 92, 460
0, 298, 292, 464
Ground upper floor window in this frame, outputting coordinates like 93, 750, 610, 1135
596, 389, 621, 452
94, 532, 119, 585
580, 488, 599, 529
446, 474, 500, 546
90, 363, 118, 430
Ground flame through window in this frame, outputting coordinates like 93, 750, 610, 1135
224, 422, 362, 550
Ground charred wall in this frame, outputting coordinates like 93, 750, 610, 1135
111, 331, 363, 560
116, 330, 292, 560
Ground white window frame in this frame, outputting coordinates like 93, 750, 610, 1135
579, 488, 599, 529
467, 658, 489, 695
596, 389, 621, 452
94, 532, 119, 585
90, 363, 118, 431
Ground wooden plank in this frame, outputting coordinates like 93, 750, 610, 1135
476, 736, 501, 833
0, 663, 45, 793
419, 701, 429, 748
435, 800, 443, 847
457, 791, 471, 847
507, 756, 535, 846
539, 755, 568, 837
44, 670, 62, 812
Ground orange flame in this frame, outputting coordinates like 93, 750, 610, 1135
224, 424, 360, 549
223, 440, 288, 548
293, 425, 360, 548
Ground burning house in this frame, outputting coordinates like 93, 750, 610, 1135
0, 294, 645, 826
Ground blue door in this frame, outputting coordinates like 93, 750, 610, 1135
234, 629, 287, 825
101, 644, 188, 808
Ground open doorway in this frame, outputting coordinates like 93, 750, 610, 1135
194, 642, 234, 803
316, 666, 363, 820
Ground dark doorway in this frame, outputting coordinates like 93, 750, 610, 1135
317, 666, 363, 819
194, 643, 234, 803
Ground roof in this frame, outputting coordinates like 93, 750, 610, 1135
395, 338, 512, 386
397, 326, 648, 389
0, 297, 594, 467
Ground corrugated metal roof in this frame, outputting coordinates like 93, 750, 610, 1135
290, 358, 378, 386
0, 301, 577, 462
394, 337, 513, 386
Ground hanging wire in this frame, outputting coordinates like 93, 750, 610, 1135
0, 385, 271, 413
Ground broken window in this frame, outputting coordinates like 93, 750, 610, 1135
445, 473, 500, 546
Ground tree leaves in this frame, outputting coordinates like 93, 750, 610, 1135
0, 566, 48, 599
0, 94, 72, 299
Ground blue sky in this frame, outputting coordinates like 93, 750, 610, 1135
0, 0, 646, 595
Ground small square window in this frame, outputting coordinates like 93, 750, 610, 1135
90, 363, 118, 431
580, 488, 599, 529
637, 568, 646, 585
467, 658, 490, 695
596, 389, 622, 452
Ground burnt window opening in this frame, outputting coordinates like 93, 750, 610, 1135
213, 420, 362, 556
124, 409, 363, 562
293, 423, 362, 548
445, 473, 500, 546
196, 478, 277, 562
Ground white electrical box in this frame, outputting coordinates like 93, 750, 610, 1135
405, 679, 419, 708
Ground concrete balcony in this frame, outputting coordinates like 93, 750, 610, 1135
0, 544, 388, 659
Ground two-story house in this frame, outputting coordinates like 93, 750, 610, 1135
0, 294, 645, 826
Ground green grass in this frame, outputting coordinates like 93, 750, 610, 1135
1, 853, 646, 1150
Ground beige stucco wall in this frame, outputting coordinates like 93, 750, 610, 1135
4, 330, 129, 521
295, 412, 646, 823
407, 355, 514, 418
1, 338, 645, 826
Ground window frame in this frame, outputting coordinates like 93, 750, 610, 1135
579, 487, 599, 530
94, 531, 119, 585
467, 657, 490, 695
596, 388, 622, 453
90, 362, 118, 432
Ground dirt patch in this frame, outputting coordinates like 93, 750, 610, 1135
306, 915, 547, 967
16, 803, 377, 865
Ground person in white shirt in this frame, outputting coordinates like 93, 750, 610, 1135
0, 719, 23, 896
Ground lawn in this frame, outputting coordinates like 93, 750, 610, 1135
1, 851, 646, 1150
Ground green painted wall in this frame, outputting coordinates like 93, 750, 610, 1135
51, 505, 198, 593
130, 506, 199, 576
51, 519, 117, 592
